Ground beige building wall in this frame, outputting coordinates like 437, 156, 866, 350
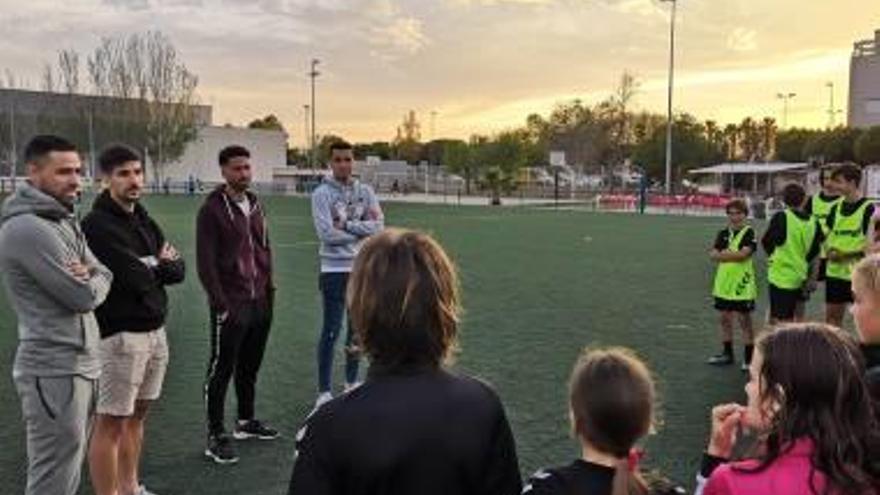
162, 126, 287, 185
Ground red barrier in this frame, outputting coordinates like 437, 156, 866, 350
598, 193, 733, 209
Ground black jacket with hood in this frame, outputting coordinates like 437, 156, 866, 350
82, 190, 185, 337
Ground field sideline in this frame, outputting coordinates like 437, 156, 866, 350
0, 195, 834, 494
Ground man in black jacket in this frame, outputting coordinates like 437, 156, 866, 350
197, 145, 277, 465
82, 145, 185, 495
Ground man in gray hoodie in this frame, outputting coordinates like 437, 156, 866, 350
0, 135, 113, 495
310, 140, 383, 408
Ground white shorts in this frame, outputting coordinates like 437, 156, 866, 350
97, 328, 169, 417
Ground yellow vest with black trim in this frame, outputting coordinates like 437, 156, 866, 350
826, 200, 871, 281
712, 226, 757, 301
811, 194, 842, 251
768, 210, 818, 290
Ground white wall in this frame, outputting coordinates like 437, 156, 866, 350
849, 31, 880, 128
161, 126, 287, 184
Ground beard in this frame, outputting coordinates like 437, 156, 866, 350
49, 185, 79, 209
229, 179, 250, 193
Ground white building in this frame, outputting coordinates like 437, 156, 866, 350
849, 29, 880, 128
162, 125, 287, 185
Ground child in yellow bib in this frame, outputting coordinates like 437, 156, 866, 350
708, 199, 757, 370
825, 163, 875, 327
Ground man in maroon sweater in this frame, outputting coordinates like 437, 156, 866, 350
196, 145, 277, 465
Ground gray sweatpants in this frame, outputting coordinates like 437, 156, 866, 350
14, 375, 96, 495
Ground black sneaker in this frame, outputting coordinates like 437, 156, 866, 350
233, 419, 280, 440
706, 353, 734, 366
205, 433, 239, 464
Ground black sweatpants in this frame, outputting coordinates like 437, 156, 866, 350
205, 297, 273, 436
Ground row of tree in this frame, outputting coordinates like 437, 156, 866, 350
283, 72, 880, 195
0, 31, 200, 182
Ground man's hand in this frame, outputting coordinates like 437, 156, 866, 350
159, 242, 180, 261
826, 248, 842, 262
67, 261, 91, 282
709, 249, 721, 261
366, 206, 381, 221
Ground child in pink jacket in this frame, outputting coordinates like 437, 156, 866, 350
695, 323, 880, 495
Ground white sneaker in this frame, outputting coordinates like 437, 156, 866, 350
314, 392, 333, 409
134, 485, 158, 495
344, 381, 363, 393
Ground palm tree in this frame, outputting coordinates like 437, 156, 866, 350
759, 117, 778, 161
723, 124, 740, 161
738, 117, 762, 162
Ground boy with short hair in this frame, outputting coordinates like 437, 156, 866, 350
762, 183, 824, 325
708, 199, 757, 370
825, 163, 875, 327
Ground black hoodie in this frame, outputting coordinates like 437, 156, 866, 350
82, 190, 185, 337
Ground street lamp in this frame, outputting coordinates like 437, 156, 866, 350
303, 104, 310, 166
661, 0, 677, 195
825, 82, 841, 128
309, 59, 320, 169
776, 92, 796, 129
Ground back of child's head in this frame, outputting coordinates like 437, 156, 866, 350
570, 347, 655, 495
781, 183, 806, 209
725, 198, 748, 216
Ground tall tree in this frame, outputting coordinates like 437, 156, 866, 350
759, 117, 777, 161
738, 117, 762, 162
775, 128, 817, 162
79, 31, 200, 182
855, 126, 880, 165
393, 110, 422, 164
248, 114, 285, 131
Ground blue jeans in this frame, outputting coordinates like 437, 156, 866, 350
317, 272, 360, 393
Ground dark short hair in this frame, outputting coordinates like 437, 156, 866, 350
219, 145, 250, 166
781, 183, 806, 209
329, 140, 353, 154
24, 135, 77, 164
726, 198, 749, 216
98, 145, 141, 175
831, 162, 862, 186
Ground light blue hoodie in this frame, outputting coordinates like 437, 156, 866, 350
311, 177, 384, 273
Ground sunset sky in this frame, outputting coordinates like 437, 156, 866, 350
0, 0, 878, 145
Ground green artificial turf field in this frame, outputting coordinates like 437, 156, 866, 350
0, 195, 832, 494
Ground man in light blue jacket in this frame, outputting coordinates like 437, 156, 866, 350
0, 135, 113, 495
310, 140, 383, 408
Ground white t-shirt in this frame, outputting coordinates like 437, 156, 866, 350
235, 195, 251, 216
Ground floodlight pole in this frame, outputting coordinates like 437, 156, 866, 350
662, 0, 677, 195
309, 59, 320, 170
